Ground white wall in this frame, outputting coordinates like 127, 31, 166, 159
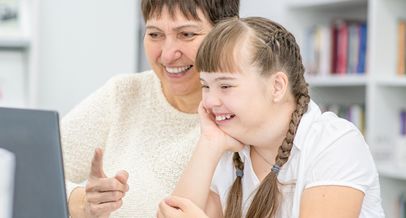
35, 0, 287, 116
240, 0, 287, 23
37, 0, 137, 115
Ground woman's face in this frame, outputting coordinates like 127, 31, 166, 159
144, 7, 213, 99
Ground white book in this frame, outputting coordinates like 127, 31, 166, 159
350, 104, 363, 132
318, 25, 332, 76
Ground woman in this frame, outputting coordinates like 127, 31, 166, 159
62, 1, 240, 217
158, 17, 384, 217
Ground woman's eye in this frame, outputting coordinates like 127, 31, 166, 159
179, 32, 197, 39
147, 32, 163, 39
201, 84, 209, 89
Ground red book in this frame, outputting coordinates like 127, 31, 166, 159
336, 21, 348, 74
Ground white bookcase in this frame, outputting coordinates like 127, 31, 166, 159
0, 0, 38, 108
285, 0, 406, 217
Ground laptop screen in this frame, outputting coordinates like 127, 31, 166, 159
0, 107, 69, 218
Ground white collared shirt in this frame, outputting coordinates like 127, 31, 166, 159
211, 100, 385, 218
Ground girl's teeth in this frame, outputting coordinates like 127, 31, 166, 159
215, 115, 233, 121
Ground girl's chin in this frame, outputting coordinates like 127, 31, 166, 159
220, 128, 244, 143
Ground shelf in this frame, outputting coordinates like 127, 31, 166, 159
288, 0, 367, 10
305, 74, 368, 87
375, 76, 406, 87
377, 161, 406, 180
0, 36, 30, 48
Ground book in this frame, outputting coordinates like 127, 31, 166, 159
347, 23, 360, 74
336, 20, 348, 74
356, 22, 367, 74
401, 110, 406, 136
0, 0, 19, 36
397, 20, 406, 76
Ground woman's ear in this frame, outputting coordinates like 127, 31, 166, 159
270, 71, 289, 102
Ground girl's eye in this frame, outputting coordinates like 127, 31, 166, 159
220, 85, 232, 89
201, 84, 209, 89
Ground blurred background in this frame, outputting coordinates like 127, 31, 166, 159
0, 0, 405, 217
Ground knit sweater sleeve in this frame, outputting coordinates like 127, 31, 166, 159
60, 76, 118, 188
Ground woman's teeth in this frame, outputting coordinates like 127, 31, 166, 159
166, 65, 192, 74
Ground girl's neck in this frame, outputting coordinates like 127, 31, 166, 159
250, 145, 279, 182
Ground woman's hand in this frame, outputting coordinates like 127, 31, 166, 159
157, 196, 209, 218
198, 101, 244, 153
79, 148, 129, 218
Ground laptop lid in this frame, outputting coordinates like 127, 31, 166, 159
0, 107, 69, 218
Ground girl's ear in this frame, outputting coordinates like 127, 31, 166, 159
270, 71, 289, 102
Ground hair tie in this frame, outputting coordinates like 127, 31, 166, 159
271, 164, 281, 175
236, 169, 244, 177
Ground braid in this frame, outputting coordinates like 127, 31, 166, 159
244, 17, 310, 218
275, 94, 310, 167
224, 152, 244, 218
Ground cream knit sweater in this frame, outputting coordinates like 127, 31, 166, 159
61, 71, 200, 217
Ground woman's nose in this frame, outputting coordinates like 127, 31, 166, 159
160, 39, 182, 64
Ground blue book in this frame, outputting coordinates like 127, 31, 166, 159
357, 23, 367, 74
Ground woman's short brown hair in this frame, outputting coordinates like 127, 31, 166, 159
141, 0, 240, 25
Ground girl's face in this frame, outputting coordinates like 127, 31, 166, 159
200, 60, 277, 145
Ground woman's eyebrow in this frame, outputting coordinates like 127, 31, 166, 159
173, 24, 202, 32
145, 24, 202, 32
145, 26, 162, 31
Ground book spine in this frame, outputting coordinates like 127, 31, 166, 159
398, 20, 406, 76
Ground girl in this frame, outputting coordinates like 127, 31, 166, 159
157, 17, 384, 218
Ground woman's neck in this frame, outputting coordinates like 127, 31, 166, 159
164, 89, 202, 113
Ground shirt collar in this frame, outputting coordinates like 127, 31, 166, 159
292, 99, 320, 151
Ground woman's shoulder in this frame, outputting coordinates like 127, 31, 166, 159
103, 70, 158, 97
107, 70, 156, 88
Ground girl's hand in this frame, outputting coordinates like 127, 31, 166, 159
198, 101, 244, 153
157, 196, 209, 218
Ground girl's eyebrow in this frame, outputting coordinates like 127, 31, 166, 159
214, 76, 237, 82
200, 76, 237, 82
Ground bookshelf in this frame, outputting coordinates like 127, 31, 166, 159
0, 0, 38, 108
285, 0, 406, 217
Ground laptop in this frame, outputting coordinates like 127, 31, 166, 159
0, 107, 69, 218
